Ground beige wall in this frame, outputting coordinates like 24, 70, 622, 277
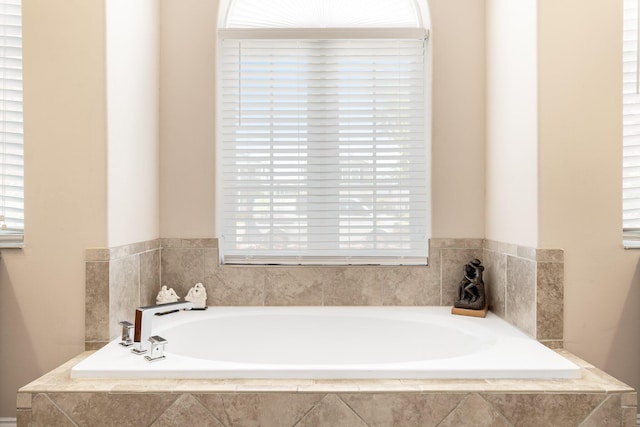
159, 0, 217, 238
106, 0, 160, 246
0, 0, 108, 417
485, 0, 640, 396
428, 0, 486, 239
2, 0, 640, 420
159, 0, 487, 240
485, 0, 538, 247
538, 0, 640, 397
0, 0, 162, 417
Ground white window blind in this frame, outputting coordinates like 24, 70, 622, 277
0, 0, 23, 246
224, 0, 422, 29
219, 38, 429, 265
624, 0, 640, 244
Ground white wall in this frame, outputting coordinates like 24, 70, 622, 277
485, 0, 538, 247
106, 0, 160, 246
537, 0, 640, 396
0, 0, 108, 417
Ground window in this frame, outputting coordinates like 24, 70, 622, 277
0, 0, 22, 247
218, 0, 430, 264
624, 0, 640, 245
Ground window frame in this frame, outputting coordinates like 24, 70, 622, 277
0, 0, 23, 248
216, 1, 431, 265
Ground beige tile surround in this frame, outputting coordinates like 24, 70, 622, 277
85, 238, 563, 348
17, 351, 636, 426
18, 238, 636, 425
85, 240, 161, 350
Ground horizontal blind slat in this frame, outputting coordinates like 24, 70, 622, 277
0, 1, 21, 237
221, 38, 428, 262
624, 0, 640, 233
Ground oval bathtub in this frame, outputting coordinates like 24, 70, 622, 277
71, 306, 580, 379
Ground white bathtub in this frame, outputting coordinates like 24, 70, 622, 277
71, 306, 580, 379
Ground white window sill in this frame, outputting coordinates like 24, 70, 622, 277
623, 240, 640, 249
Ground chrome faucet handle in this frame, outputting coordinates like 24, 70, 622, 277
144, 335, 168, 362
119, 321, 134, 347
131, 301, 194, 355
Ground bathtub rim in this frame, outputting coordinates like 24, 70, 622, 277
71, 306, 581, 380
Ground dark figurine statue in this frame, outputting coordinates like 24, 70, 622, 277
454, 258, 486, 310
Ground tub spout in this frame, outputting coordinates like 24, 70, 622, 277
132, 301, 194, 355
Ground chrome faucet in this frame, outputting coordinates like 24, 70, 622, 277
131, 301, 194, 355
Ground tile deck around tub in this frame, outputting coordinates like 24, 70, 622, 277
17, 350, 636, 427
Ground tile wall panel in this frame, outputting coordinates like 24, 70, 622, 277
85, 238, 564, 346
